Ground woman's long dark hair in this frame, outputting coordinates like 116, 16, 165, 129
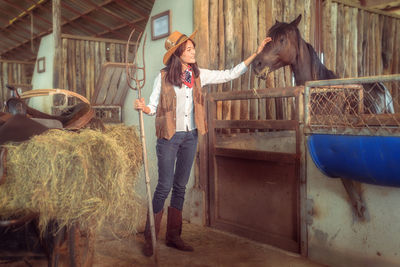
163, 39, 200, 87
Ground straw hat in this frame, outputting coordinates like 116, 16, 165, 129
163, 30, 197, 65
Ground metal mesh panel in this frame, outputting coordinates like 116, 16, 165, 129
305, 75, 400, 136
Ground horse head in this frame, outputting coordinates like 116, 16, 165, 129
252, 15, 302, 80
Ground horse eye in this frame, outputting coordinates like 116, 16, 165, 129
280, 38, 284, 43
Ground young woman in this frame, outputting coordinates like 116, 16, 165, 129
134, 30, 271, 256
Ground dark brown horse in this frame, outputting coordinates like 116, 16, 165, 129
252, 14, 394, 114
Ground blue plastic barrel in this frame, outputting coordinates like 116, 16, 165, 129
307, 134, 400, 187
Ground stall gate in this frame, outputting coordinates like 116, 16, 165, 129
207, 86, 305, 253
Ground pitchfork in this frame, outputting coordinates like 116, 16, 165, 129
125, 28, 158, 264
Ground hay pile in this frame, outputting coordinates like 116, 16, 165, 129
0, 124, 143, 235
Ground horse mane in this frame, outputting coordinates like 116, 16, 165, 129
305, 42, 337, 81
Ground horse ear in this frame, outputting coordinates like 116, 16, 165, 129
290, 14, 302, 27
275, 19, 280, 24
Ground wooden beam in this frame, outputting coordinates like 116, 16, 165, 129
94, 17, 147, 38
86, 0, 132, 25
3, 0, 52, 27
61, 34, 137, 45
332, 0, 400, 18
364, 0, 399, 7
61, 0, 126, 39
114, 0, 150, 18
215, 119, 298, 130
53, 0, 62, 88
0, 59, 35, 64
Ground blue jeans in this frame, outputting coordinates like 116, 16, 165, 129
152, 129, 198, 213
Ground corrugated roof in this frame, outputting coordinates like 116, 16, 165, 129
0, 0, 155, 62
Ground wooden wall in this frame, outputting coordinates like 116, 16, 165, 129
194, 0, 400, 120
322, 0, 400, 110
60, 34, 136, 102
0, 60, 34, 110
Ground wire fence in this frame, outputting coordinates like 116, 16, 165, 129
305, 75, 400, 136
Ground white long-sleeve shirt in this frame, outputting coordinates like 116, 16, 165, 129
147, 62, 248, 132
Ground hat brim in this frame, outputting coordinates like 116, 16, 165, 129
163, 30, 197, 65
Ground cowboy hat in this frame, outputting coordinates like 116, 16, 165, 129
163, 30, 197, 65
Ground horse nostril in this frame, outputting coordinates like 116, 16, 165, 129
257, 61, 262, 68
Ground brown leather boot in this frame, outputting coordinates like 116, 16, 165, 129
143, 209, 163, 257
165, 206, 194, 251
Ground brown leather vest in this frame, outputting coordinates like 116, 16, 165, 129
155, 71, 207, 140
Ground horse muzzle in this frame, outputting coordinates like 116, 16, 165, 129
256, 66, 270, 80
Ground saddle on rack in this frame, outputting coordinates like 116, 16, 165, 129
0, 88, 96, 185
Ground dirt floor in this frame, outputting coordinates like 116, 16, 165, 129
1, 215, 326, 267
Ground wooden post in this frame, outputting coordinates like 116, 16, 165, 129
193, 0, 210, 225
53, 0, 62, 88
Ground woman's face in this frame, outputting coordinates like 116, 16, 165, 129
180, 40, 196, 65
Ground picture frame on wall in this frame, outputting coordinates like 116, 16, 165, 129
37, 57, 45, 73
151, 10, 171, 41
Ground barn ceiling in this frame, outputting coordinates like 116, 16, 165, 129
0, 0, 398, 63
0, 0, 155, 62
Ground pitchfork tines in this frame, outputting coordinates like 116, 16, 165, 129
125, 28, 146, 94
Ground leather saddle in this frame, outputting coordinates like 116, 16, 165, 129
0, 86, 96, 183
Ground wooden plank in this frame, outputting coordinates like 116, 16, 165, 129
370, 13, 377, 76
357, 9, 364, 77
350, 7, 358, 77
382, 16, 395, 75
274, 0, 284, 120
331, 1, 338, 72
75, 40, 82, 94
214, 147, 298, 164
61, 34, 137, 45
223, 0, 234, 126
95, 41, 101, 90
258, 0, 267, 121
113, 66, 131, 106
217, 0, 225, 122
90, 41, 96, 99
94, 66, 116, 105
215, 119, 298, 130
343, 5, 350, 77
376, 14, 383, 75
310, 113, 400, 127
62, 38, 68, 90
363, 11, 370, 76
109, 43, 116, 62
104, 67, 122, 104
304, 0, 312, 46
194, 0, 210, 68
209, 86, 302, 100
209, 0, 219, 94
264, 0, 275, 120
70, 39, 77, 92
100, 42, 107, 66
194, 0, 211, 223
80, 40, 86, 97
0, 60, 34, 64
241, 0, 254, 129
0, 63, 3, 107
3, 63, 8, 103
53, 0, 62, 88
336, 3, 345, 77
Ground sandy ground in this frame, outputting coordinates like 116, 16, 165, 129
1, 215, 326, 267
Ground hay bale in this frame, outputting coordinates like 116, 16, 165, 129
0, 124, 143, 235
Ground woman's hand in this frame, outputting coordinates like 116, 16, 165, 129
244, 37, 272, 66
256, 37, 272, 55
134, 98, 150, 114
